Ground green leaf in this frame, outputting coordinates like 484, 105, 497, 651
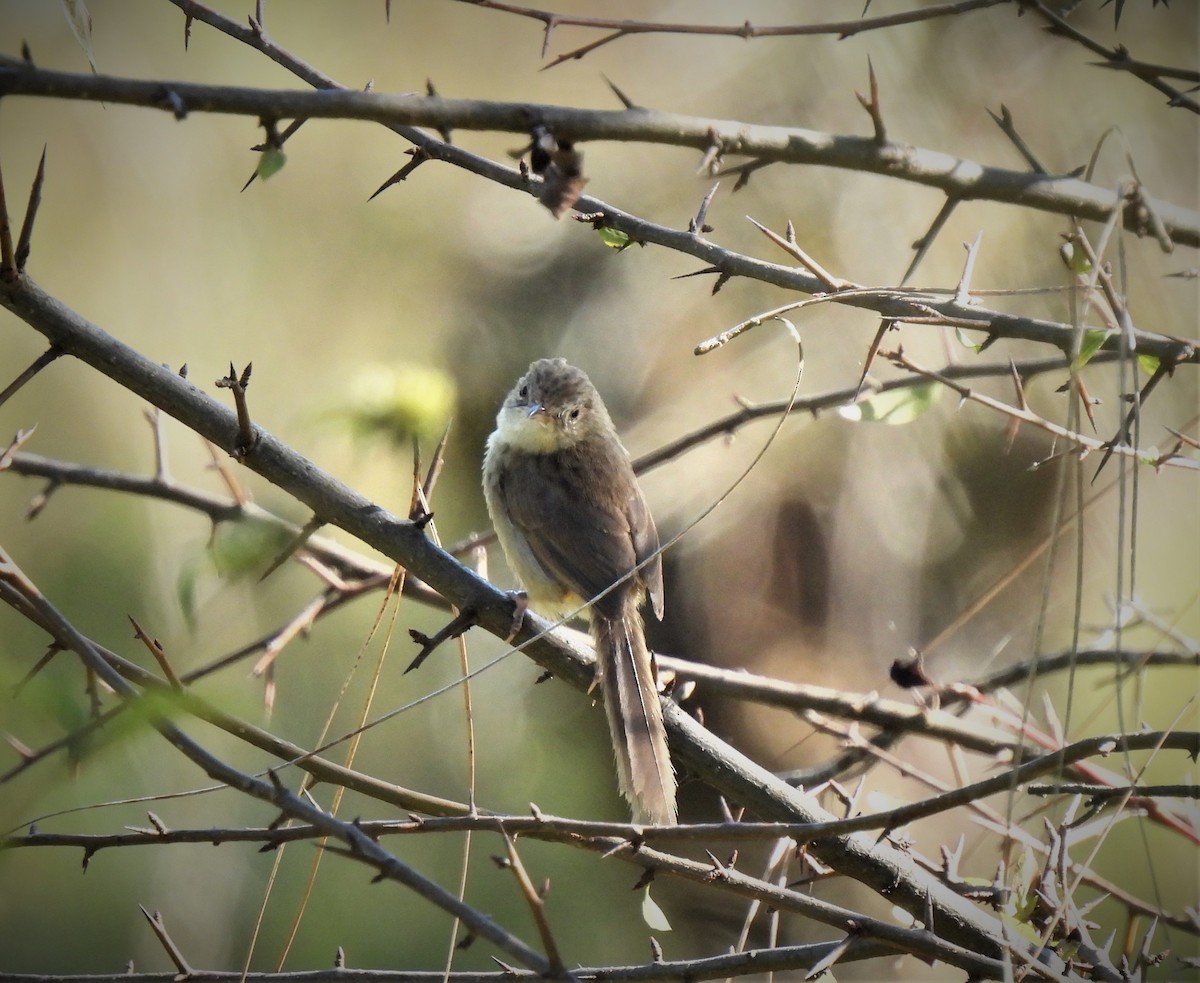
954, 327, 982, 352
597, 227, 632, 250
338, 363, 456, 447
176, 554, 203, 627
1059, 241, 1092, 275
211, 520, 291, 580
838, 381, 940, 425
256, 147, 287, 181
1073, 329, 1111, 369
1137, 353, 1160, 376
641, 888, 672, 932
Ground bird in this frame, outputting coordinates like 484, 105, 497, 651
482, 358, 676, 825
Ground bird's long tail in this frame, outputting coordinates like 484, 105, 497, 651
593, 612, 677, 825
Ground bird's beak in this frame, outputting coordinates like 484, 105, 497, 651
526, 402, 550, 422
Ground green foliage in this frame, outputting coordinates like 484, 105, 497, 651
1074, 329, 1112, 369
597, 227, 633, 250
256, 146, 287, 181
337, 363, 456, 447
177, 519, 292, 624
955, 327, 984, 353
838, 381, 941, 424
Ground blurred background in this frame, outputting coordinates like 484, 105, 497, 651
0, 0, 1196, 977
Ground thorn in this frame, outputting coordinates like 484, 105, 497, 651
421, 420, 453, 505
697, 128, 723, 176
0, 153, 13, 277
15, 145, 47, 272
601, 73, 637, 109
986, 103, 1046, 174
746, 215, 850, 291
688, 182, 719, 234
954, 231, 983, 305
369, 148, 432, 200
130, 615, 182, 688
405, 608, 480, 673
0, 347, 62, 411
854, 56, 886, 144
258, 515, 326, 583
855, 318, 897, 398
424, 78, 452, 143
1008, 358, 1028, 412
901, 196, 959, 287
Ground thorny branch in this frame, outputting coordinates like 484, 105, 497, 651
0, 549, 549, 972
0, 65, 1195, 250
0, 273, 1065, 971
454, 0, 1199, 113
1, 3, 1195, 979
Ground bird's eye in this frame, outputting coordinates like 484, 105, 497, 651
518, 383, 529, 399
567, 407, 581, 422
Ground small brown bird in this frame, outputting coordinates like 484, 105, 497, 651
482, 358, 676, 825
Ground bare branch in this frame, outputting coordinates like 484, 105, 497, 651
0, 65, 1195, 247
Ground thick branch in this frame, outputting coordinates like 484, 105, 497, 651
0, 64, 1196, 248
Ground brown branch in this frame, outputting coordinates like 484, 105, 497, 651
633, 351, 1124, 474
0, 938, 940, 982
455, 0, 1010, 61
1, 64, 1196, 249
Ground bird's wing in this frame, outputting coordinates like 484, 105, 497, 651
500, 440, 652, 620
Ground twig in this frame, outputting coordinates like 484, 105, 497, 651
452, 0, 1010, 68
215, 361, 258, 459
406, 607, 481, 674
1027, 783, 1199, 800
138, 906, 195, 978
0, 346, 61, 410
688, 182, 719, 234
497, 832, 566, 973
987, 105, 1048, 174
1090, 57, 1200, 85
745, 216, 852, 291
129, 617, 182, 689
885, 349, 1197, 472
